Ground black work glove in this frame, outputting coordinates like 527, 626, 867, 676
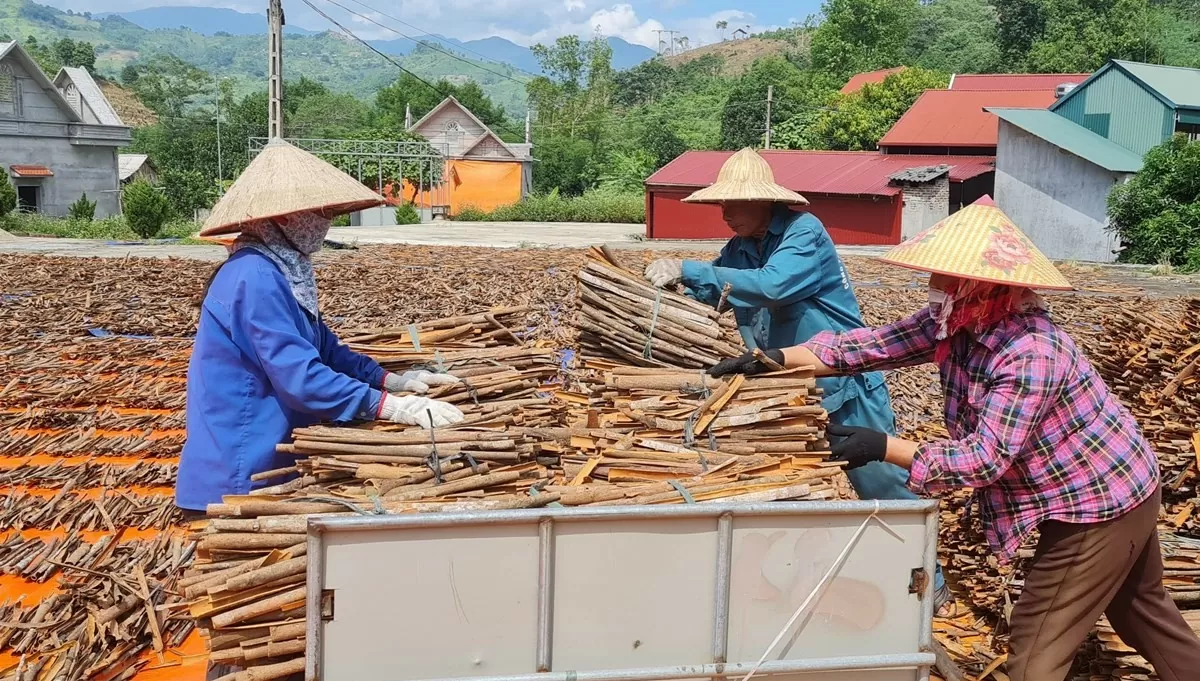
707, 348, 785, 377
827, 424, 888, 470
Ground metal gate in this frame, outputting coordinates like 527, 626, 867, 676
305, 501, 938, 681
249, 137, 450, 213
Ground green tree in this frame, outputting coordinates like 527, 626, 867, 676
128, 55, 213, 118
375, 75, 509, 131
161, 169, 217, 219
1108, 135, 1200, 269
123, 181, 172, 239
68, 193, 96, 222
719, 56, 832, 150
910, 0, 1002, 73
599, 149, 657, 193
775, 67, 947, 150
533, 137, 597, 195
810, 0, 920, 80
1026, 0, 1160, 71
614, 59, 677, 108
639, 117, 688, 169
0, 176, 16, 220
995, 0, 1045, 65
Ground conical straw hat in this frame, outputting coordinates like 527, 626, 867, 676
200, 138, 385, 236
682, 148, 808, 204
880, 196, 1072, 290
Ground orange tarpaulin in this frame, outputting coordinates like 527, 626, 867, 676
397, 159, 523, 215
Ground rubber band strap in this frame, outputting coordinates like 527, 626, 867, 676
642, 289, 663, 360
407, 324, 422, 352
668, 480, 696, 504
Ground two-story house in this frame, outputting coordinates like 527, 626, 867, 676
0, 41, 131, 218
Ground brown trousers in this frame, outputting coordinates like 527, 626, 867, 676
1006, 486, 1200, 680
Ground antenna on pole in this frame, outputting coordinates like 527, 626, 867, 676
267, 0, 285, 139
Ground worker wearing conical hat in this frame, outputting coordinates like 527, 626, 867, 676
645, 148, 948, 610
177, 140, 466, 521
714, 197, 1200, 680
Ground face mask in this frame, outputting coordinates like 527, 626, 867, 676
278, 212, 331, 255
928, 288, 950, 317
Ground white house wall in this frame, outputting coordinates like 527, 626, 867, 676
993, 122, 1125, 263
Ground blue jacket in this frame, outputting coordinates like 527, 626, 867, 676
176, 249, 386, 511
681, 206, 891, 425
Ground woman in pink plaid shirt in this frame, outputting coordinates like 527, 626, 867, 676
711, 197, 1200, 681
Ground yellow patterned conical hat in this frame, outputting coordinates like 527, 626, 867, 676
880, 196, 1072, 290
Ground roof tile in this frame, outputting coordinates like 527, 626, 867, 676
879, 89, 1057, 148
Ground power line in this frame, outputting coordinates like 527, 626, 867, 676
300, 0, 529, 140
336, 0, 535, 79
318, 0, 530, 87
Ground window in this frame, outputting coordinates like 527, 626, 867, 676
63, 83, 80, 115
1177, 121, 1200, 142
0, 64, 15, 116
16, 185, 39, 213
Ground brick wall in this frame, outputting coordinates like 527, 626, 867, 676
900, 177, 949, 240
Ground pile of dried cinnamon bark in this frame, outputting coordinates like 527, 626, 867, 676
576, 247, 742, 368
185, 325, 840, 678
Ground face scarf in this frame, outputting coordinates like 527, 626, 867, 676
930, 277, 1047, 364
232, 211, 330, 318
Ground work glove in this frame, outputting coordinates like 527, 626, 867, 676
378, 394, 465, 429
708, 349, 785, 377
384, 370, 461, 394
827, 424, 888, 470
644, 259, 684, 288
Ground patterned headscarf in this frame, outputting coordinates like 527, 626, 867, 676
232, 212, 330, 318
931, 277, 1046, 364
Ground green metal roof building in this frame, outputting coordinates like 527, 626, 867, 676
1050, 60, 1200, 156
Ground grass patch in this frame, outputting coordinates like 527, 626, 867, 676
2, 213, 200, 241
455, 189, 645, 224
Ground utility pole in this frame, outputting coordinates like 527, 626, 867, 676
267, 0, 285, 139
764, 85, 773, 149
404, 103, 412, 129
524, 110, 531, 144
215, 86, 223, 194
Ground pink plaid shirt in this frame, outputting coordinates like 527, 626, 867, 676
806, 308, 1159, 561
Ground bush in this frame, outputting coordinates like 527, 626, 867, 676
2, 213, 199, 240
455, 188, 645, 223
161, 169, 217, 219
394, 203, 420, 225
68, 193, 97, 222
1108, 135, 1200, 269
0, 176, 16, 219
123, 180, 172, 239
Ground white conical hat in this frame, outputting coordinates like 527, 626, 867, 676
200, 138, 384, 236
682, 148, 808, 204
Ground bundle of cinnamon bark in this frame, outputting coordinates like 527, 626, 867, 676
184, 355, 839, 679
576, 247, 742, 368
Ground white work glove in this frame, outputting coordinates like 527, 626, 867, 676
384, 370, 461, 394
378, 394, 465, 429
645, 258, 684, 288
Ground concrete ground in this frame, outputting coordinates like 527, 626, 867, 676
0, 221, 893, 260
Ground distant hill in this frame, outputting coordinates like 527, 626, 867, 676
665, 35, 806, 76
0, 0, 531, 114
109, 5, 655, 74
103, 7, 315, 36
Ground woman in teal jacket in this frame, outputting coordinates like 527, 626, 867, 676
645, 148, 949, 607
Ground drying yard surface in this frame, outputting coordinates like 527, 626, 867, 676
0, 246, 1198, 681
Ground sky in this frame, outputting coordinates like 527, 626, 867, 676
41, 0, 824, 48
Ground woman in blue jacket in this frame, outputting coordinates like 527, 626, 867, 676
644, 148, 951, 611
176, 140, 463, 517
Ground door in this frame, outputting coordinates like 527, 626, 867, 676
16, 185, 38, 213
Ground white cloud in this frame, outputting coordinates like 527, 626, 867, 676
564, 0, 587, 10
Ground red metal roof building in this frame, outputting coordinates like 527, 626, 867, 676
949, 73, 1089, 91
878, 89, 1057, 155
644, 150, 995, 242
839, 67, 907, 94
